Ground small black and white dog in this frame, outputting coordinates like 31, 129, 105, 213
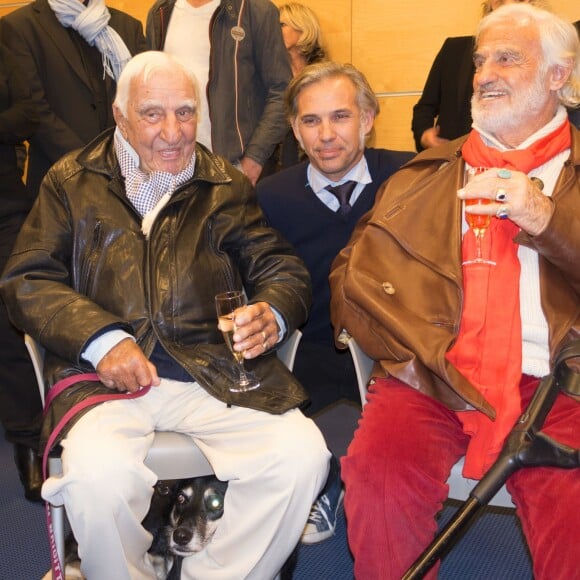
63, 474, 297, 579
148, 476, 297, 579
63, 475, 229, 580
146, 475, 228, 579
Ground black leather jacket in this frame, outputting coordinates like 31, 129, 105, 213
0, 128, 312, 449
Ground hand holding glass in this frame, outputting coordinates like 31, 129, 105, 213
215, 291, 260, 392
463, 167, 495, 266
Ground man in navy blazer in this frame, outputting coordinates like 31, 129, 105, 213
257, 62, 413, 544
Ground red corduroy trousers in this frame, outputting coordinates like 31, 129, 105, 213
342, 375, 580, 579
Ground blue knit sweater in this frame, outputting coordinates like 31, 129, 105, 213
257, 148, 414, 345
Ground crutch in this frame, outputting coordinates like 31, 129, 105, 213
402, 339, 580, 580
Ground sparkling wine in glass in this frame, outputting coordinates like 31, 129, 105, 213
215, 290, 260, 392
463, 166, 495, 266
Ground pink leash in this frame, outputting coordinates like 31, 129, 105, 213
41, 373, 151, 579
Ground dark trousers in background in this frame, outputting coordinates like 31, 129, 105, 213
0, 212, 42, 450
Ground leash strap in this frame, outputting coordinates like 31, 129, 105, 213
42, 374, 151, 579
43, 372, 100, 412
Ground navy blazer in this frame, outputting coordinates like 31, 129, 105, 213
0, 44, 38, 217
257, 148, 414, 344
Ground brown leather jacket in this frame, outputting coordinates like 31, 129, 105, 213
330, 128, 580, 418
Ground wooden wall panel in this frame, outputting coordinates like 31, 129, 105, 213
372, 95, 417, 153
352, 0, 578, 94
550, 0, 580, 21
0, 1, 29, 7
352, 1, 481, 93
350, 0, 480, 150
0, 1, 30, 19
0, 7, 16, 18
1, 0, 577, 150
107, 0, 149, 27
348, 0, 579, 150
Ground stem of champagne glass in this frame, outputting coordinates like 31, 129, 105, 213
238, 361, 250, 385
476, 231, 483, 260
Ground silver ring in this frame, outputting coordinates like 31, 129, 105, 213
496, 204, 510, 219
495, 188, 508, 203
497, 169, 512, 179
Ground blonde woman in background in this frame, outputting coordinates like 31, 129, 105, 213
279, 2, 326, 76
278, 2, 327, 168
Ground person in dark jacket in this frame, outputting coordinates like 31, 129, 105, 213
411, 0, 548, 152
0, 42, 42, 502
276, 2, 328, 170
146, 0, 292, 185
1, 50, 329, 580
0, 0, 147, 197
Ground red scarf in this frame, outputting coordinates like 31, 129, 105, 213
447, 120, 570, 479
461, 120, 571, 173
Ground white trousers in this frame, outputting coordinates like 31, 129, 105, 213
42, 379, 330, 580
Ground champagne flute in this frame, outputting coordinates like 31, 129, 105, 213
463, 166, 495, 266
215, 291, 260, 392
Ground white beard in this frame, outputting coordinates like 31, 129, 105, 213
471, 70, 550, 139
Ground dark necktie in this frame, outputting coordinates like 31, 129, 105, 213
326, 180, 357, 215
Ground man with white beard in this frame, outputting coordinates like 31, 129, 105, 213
329, 4, 580, 579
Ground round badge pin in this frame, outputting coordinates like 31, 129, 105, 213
231, 26, 245, 42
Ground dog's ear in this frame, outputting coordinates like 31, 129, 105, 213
143, 479, 183, 539
155, 479, 179, 497
206, 477, 228, 499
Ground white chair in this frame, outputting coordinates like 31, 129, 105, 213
346, 337, 515, 508
25, 329, 302, 576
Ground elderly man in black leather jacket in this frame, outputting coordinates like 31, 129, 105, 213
0, 51, 329, 580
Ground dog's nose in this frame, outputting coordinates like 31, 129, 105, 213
173, 527, 194, 546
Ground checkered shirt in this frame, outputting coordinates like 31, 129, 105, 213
114, 129, 196, 217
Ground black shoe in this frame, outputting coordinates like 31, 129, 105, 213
13, 443, 43, 503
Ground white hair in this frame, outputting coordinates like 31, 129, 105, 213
113, 51, 200, 116
477, 4, 580, 107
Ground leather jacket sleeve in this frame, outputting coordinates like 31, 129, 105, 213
0, 165, 133, 365
239, 0, 292, 166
